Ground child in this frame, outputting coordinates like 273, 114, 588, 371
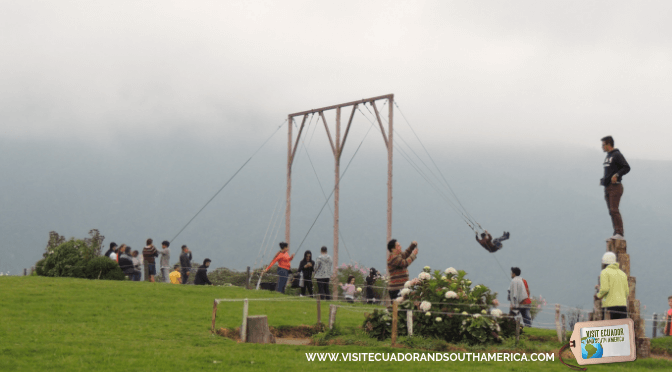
169, 264, 182, 285
665, 295, 672, 336
340, 275, 356, 303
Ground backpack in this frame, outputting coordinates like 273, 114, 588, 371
521, 279, 532, 305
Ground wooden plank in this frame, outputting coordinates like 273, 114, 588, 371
515, 317, 520, 346
328, 304, 338, 329
290, 114, 308, 164
211, 300, 218, 333
407, 310, 413, 336
339, 105, 358, 158
555, 304, 562, 342
288, 94, 394, 117
391, 301, 398, 345
371, 100, 389, 148
241, 299, 249, 342
317, 296, 322, 325
319, 111, 336, 156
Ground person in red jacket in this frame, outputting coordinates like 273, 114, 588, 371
265, 242, 295, 294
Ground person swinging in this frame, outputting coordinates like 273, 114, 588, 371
475, 230, 510, 253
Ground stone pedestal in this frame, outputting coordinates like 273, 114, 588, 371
599, 239, 649, 358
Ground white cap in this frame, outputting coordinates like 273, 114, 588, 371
602, 252, 617, 265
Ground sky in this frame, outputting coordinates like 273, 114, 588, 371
2, 1, 672, 159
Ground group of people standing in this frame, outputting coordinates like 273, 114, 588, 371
264, 244, 335, 299
103, 239, 213, 285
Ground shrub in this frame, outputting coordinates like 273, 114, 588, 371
84, 257, 125, 281
39, 240, 88, 278
362, 266, 516, 345
36, 230, 111, 280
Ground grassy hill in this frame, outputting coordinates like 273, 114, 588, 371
0, 276, 670, 371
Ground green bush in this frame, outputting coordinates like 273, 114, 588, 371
84, 257, 125, 281
363, 266, 516, 345
39, 240, 88, 278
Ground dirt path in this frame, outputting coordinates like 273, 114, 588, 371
275, 338, 311, 345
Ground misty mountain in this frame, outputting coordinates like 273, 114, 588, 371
1, 136, 670, 335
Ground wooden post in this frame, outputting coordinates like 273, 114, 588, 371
328, 304, 338, 329
246, 267, 251, 290
316, 296, 322, 325
211, 300, 218, 333
555, 304, 562, 342
23, 268, 27, 276
515, 317, 520, 346
391, 301, 398, 345
561, 314, 567, 343
407, 310, 413, 336
653, 313, 658, 338
31, 266, 35, 275
241, 299, 249, 342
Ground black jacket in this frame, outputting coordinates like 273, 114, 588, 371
298, 251, 315, 280
180, 252, 192, 269
194, 265, 212, 285
601, 149, 630, 186
118, 253, 135, 276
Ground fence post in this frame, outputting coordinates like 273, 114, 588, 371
391, 301, 398, 345
211, 300, 218, 333
24, 268, 27, 276
329, 304, 338, 329
316, 296, 322, 325
246, 266, 251, 290
31, 266, 35, 275
561, 314, 567, 343
241, 299, 249, 342
652, 313, 657, 339
407, 310, 413, 336
515, 317, 520, 346
555, 304, 562, 342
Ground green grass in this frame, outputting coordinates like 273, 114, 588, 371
0, 276, 669, 371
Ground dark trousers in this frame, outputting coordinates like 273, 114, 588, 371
603, 306, 627, 320
301, 280, 314, 296
276, 268, 289, 293
510, 306, 532, 327
388, 290, 400, 301
605, 183, 624, 235
316, 278, 331, 300
181, 269, 189, 284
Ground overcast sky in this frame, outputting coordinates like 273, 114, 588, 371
2, 1, 671, 159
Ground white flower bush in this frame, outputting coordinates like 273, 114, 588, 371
357, 287, 362, 292
423, 265, 431, 271
395, 296, 404, 303
363, 265, 512, 344
418, 272, 431, 281
444, 291, 458, 299
444, 267, 458, 276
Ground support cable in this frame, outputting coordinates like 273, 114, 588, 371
170, 119, 287, 243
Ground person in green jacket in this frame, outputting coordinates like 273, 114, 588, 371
594, 252, 629, 319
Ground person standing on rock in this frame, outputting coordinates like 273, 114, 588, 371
600, 136, 630, 241
386, 239, 418, 301
594, 252, 629, 320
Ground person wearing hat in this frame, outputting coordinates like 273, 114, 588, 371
594, 252, 629, 319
